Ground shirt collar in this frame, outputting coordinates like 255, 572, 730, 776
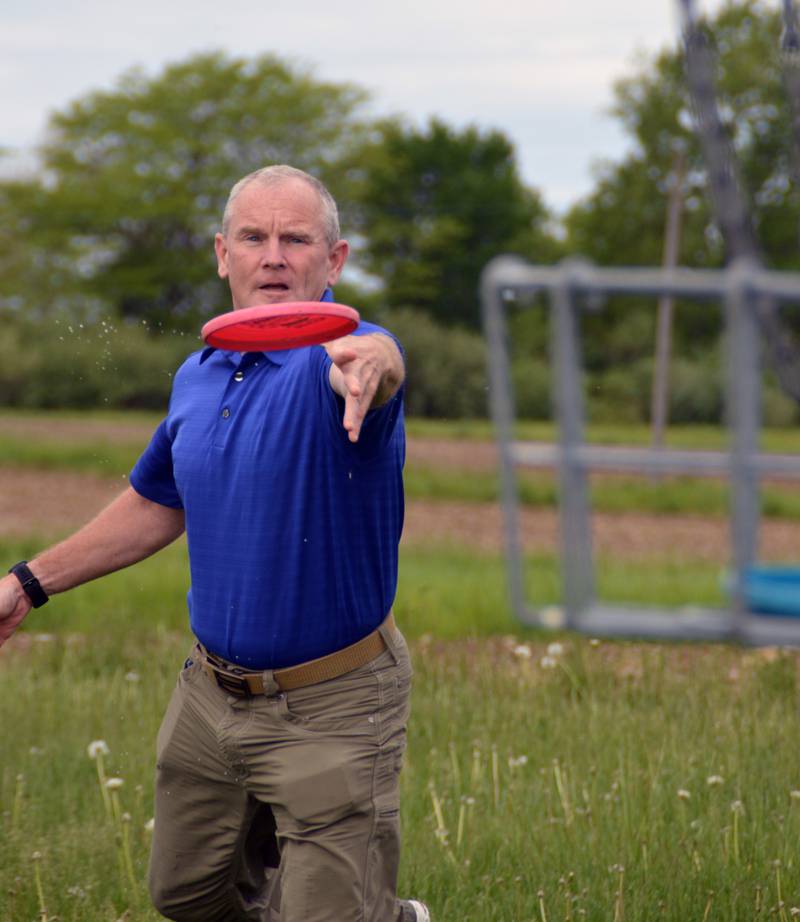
199, 288, 335, 366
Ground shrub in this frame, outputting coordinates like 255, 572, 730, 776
0, 316, 195, 409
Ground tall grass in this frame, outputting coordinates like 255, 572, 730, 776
3, 626, 800, 920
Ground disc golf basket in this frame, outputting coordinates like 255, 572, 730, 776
481, 255, 800, 645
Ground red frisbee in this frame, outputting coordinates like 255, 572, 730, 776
201, 301, 360, 351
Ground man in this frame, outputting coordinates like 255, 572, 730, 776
0, 165, 430, 922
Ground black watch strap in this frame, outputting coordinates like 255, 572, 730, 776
8, 561, 49, 608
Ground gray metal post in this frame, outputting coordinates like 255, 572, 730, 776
725, 259, 762, 638
480, 257, 533, 623
552, 262, 594, 625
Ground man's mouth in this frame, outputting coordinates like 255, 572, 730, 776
259, 283, 290, 293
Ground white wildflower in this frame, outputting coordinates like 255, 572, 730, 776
87, 740, 110, 760
677, 789, 691, 800
546, 642, 564, 658
540, 656, 558, 669
731, 800, 744, 814
512, 644, 532, 659
124, 671, 140, 683
144, 818, 155, 832
791, 790, 800, 800
509, 755, 529, 768
105, 777, 124, 791
706, 775, 724, 786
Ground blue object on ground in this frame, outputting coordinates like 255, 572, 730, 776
740, 566, 800, 617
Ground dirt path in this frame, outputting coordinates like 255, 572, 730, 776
2, 466, 798, 563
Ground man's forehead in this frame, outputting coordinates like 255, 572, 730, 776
231, 179, 322, 222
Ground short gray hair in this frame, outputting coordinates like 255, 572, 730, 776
221, 165, 340, 246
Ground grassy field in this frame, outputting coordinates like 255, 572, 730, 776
2, 412, 800, 920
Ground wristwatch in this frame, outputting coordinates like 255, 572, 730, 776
8, 561, 49, 608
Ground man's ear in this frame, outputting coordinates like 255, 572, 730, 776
214, 233, 230, 280
326, 239, 350, 286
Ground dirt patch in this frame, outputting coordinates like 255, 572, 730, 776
1, 465, 798, 564
0, 468, 126, 539
403, 500, 800, 562
0, 414, 155, 444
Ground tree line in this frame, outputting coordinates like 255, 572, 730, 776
2, 0, 798, 421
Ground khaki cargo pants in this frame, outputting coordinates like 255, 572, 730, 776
148, 624, 412, 922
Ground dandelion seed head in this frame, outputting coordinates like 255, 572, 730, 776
512, 644, 532, 659
790, 790, 800, 800
731, 800, 744, 814
105, 777, 124, 790
144, 818, 155, 832
546, 642, 564, 657
589, 637, 600, 647
124, 671, 140, 682
121, 812, 131, 823
87, 740, 110, 760
509, 755, 529, 768
677, 789, 691, 800
540, 655, 558, 669
706, 775, 725, 786
32, 851, 42, 861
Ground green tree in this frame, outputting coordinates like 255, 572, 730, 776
351, 118, 559, 330
565, 0, 800, 368
2, 51, 368, 328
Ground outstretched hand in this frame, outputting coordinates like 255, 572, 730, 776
0, 574, 33, 648
325, 334, 404, 443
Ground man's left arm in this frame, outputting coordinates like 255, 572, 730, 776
325, 333, 405, 443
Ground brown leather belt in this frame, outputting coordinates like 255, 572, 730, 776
199, 612, 395, 697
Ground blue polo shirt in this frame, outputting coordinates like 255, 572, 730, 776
129, 309, 405, 669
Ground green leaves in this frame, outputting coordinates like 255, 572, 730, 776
351, 117, 559, 330
4, 52, 368, 329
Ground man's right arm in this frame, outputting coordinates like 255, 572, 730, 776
0, 487, 185, 647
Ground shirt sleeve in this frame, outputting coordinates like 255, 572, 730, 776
129, 418, 184, 509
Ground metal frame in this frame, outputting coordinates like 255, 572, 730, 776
481, 256, 800, 645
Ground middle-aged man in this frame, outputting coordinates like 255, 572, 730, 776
0, 165, 430, 922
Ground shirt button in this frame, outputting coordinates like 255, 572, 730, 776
221, 407, 231, 418
234, 371, 244, 382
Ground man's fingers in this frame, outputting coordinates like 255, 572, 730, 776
343, 393, 365, 443
343, 372, 362, 398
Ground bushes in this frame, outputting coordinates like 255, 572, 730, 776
377, 308, 491, 418
0, 316, 195, 409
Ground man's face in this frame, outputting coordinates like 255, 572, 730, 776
214, 178, 349, 310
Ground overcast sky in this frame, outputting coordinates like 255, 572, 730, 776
3, 0, 728, 213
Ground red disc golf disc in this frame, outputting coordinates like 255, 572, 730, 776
201, 302, 360, 351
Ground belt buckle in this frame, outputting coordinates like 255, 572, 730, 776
211, 666, 252, 698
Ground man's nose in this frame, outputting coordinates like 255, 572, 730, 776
261, 239, 286, 267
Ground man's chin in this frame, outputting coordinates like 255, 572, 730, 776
233, 292, 294, 309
